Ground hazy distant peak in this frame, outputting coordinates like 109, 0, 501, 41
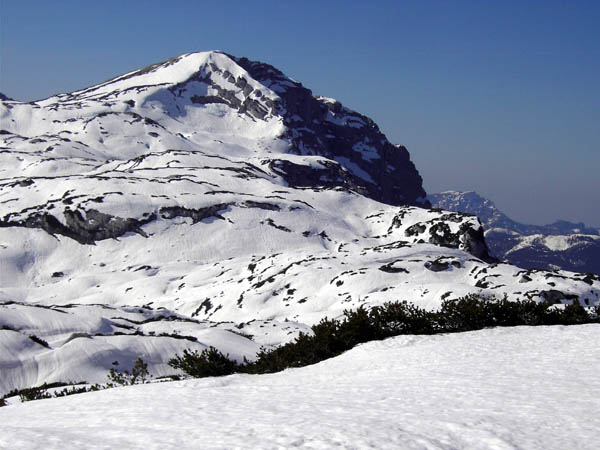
429, 190, 600, 273
429, 190, 598, 235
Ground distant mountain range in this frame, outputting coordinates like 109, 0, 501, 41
429, 191, 600, 274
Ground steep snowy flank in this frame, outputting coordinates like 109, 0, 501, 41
430, 191, 600, 274
2, 325, 599, 450
1, 52, 599, 394
1, 51, 427, 209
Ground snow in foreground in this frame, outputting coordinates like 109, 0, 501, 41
2, 325, 599, 450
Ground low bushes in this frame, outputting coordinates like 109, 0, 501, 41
1, 382, 74, 405
53, 384, 103, 397
3, 294, 596, 406
170, 294, 598, 378
169, 347, 241, 378
106, 357, 150, 387
1, 358, 151, 406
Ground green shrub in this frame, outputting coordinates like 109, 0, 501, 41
53, 384, 103, 397
168, 347, 240, 378
592, 304, 600, 320
246, 308, 386, 374
438, 294, 492, 331
18, 385, 52, 402
170, 294, 597, 379
559, 301, 591, 325
437, 295, 594, 329
107, 357, 150, 386
2, 359, 154, 405
338, 306, 383, 346
246, 319, 345, 374
369, 301, 438, 335
1, 381, 74, 404
482, 296, 535, 326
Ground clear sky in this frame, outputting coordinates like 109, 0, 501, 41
1, 0, 599, 226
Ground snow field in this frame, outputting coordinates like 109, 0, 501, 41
1, 325, 599, 450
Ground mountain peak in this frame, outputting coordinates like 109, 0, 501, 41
11, 51, 429, 208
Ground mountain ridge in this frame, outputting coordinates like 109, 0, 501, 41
1, 51, 598, 394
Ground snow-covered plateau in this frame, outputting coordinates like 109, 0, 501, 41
1, 325, 599, 450
1, 51, 599, 396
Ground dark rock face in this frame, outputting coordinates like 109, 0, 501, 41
0, 92, 13, 101
164, 61, 277, 122
426, 221, 493, 262
232, 55, 429, 208
0, 209, 154, 244
0, 202, 286, 244
388, 209, 494, 262
539, 289, 579, 304
142, 52, 429, 208
425, 258, 462, 272
268, 159, 367, 195
159, 205, 229, 224
460, 225, 493, 262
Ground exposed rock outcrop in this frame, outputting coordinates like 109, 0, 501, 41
234, 55, 429, 207
429, 191, 600, 274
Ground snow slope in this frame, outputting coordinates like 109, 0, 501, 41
1, 52, 599, 394
2, 325, 599, 450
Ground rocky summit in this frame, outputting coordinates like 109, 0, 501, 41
1, 51, 599, 394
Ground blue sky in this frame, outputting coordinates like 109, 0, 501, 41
1, 0, 599, 226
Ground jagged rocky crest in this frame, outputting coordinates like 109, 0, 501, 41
232, 55, 429, 207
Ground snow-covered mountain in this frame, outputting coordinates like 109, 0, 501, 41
1, 51, 599, 394
429, 191, 600, 274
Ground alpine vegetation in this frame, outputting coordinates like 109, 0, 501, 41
169, 294, 598, 378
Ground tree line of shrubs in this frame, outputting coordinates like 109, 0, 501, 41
0, 358, 150, 406
2, 294, 597, 406
169, 294, 599, 378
